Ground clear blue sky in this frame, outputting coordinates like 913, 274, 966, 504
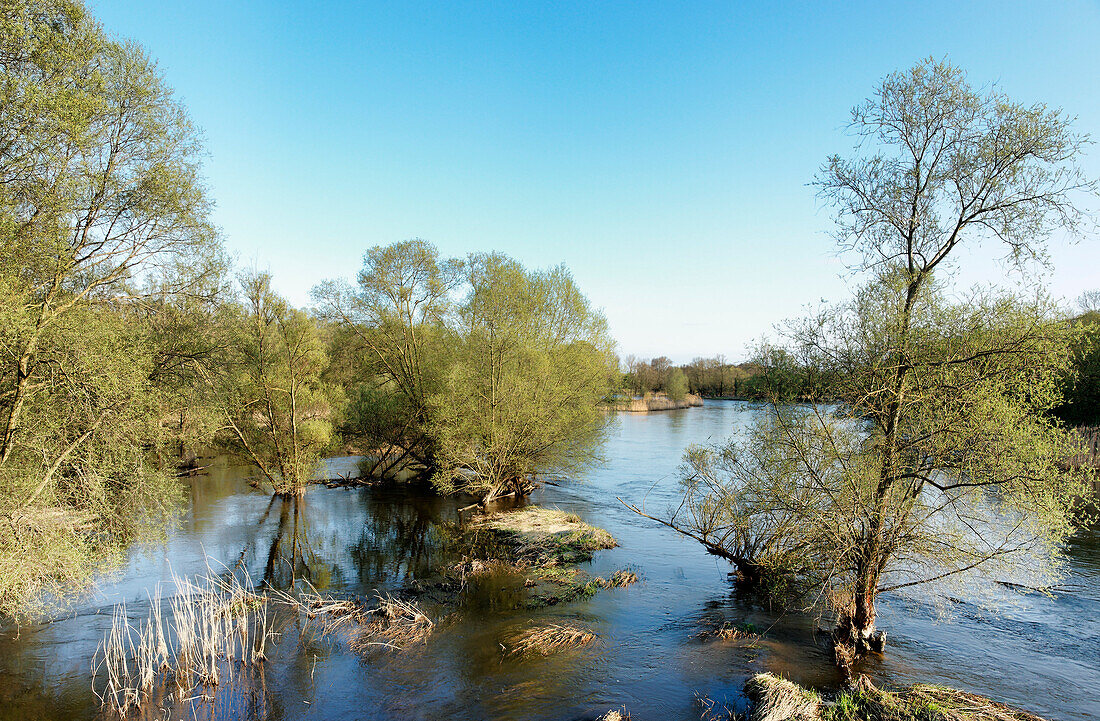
90, 0, 1100, 363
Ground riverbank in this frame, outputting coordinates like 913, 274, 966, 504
3, 402, 1097, 721
745, 674, 1047, 721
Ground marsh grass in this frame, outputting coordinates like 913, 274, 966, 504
745, 674, 1051, 721
746, 673, 822, 721
598, 708, 632, 721
823, 679, 1049, 721
92, 566, 273, 718
600, 569, 638, 588
504, 621, 597, 657
696, 619, 760, 642
348, 593, 435, 652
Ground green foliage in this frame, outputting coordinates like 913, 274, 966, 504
313, 239, 461, 472
429, 253, 618, 500
220, 272, 336, 494
0, 0, 223, 616
1054, 311, 1100, 425
315, 243, 616, 500
665, 367, 689, 401
658, 58, 1097, 655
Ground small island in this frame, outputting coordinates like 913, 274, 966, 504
607, 392, 704, 413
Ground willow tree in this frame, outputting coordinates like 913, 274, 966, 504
640, 58, 1096, 669
430, 253, 617, 502
0, 0, 222, 615
312, 239, 461, 476
221, 272, 335, 496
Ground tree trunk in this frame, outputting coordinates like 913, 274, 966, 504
833, 566, 887, 675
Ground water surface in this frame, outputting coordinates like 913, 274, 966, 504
1, 401, 1096, 720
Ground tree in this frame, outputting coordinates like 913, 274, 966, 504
637, 58, 1096, 670
666, 367, 689, 401
1054, 310, 1100, 425
0, 0, 223, 615
221, 272, 335, 496
312, 239, 461, 476
429, 253, 617, 502
1077, 290, 1100, 315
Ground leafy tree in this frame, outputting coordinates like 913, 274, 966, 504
0, 0, 222, 615
429, 253, 617, 502
666, 367, 689, 401
1054, 310, 1100, 425
220, 272, 335, 495
637, 58, 1096, 670
312, 239, 461, 475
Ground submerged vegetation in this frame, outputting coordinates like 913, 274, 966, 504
503, 621, 598, 657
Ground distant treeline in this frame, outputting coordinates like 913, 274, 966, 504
629, 305, 1100, 421
621, 353, 826, 402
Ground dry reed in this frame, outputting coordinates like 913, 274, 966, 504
92, 566, 273, 718
893, 683, 1048, 721
504, 622, 597, 657
598, 708, 632, 721
348, 593, 435, 652
745, 673, 821, 721
601, 570, 638, 588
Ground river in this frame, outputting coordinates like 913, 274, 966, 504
1, 400, 1097, 720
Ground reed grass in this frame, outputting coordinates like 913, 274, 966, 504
273, 587, 435, 653
601, 569, 638, 588
349, 593, 435, 651
504, 621, 597, 657
92, 564, 273, 717
598, 708, 632, 721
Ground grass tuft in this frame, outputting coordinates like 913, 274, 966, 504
92, 564, 272, 718
504, 621, 597, 657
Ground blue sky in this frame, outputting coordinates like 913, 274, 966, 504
90, 1, 1100, 362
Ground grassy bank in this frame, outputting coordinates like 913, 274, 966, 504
745, 674, 1047, 721
434, 506, 634, 607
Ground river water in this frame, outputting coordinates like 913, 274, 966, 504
1, 400, 1097, 720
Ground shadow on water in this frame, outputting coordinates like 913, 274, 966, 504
0, 402, 1098, 720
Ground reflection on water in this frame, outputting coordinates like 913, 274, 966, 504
0, 402, 1097, 720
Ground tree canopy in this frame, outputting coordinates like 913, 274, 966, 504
0, 0, 224, 615
637, 57, 1097, 671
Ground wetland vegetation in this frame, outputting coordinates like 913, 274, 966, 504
1, 2, 1099, 720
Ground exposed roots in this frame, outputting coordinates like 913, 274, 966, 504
504, 621, 597, 657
